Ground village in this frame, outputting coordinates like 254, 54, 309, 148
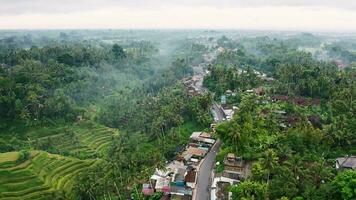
141, 51, 251, 199
142, 45, 356, 200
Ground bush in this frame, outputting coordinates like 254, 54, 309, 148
17, 150, 30, 164
0, 139, 15, 152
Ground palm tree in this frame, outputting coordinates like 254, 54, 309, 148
228, 123, 241, 153
284, 155, 304, 181
260, 149, 279, 185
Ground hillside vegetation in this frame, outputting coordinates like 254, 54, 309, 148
0, 150, 102, 200
0, 30, 213, 199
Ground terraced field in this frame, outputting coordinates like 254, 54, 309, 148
0, 122, 117, 199
0, 151, 103, 200
31, 122, 119, 158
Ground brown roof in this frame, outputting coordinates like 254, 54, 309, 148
185, 147, 207, 157
254, 87, 265, 95
185, 170, 197, 183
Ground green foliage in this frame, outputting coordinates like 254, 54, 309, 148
275, 62, 338, 98
204, 65, 260, 96
112, 44, 126, 59
332, 170, 356, 200
230, 180, 267, 200
17, 150, 30, 164
210, 35, 355, 200
1, 31, 355, 200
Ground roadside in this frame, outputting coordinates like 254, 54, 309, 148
194, 140, 221, 200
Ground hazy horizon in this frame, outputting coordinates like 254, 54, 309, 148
0, 0, 355, 32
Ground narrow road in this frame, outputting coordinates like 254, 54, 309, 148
192, 51, 223, 200
195, 140, 221, 200
211, 103, 225, 122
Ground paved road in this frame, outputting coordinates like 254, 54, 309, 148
195, 140, 222, 200
193, 51, 223, 200
211, 103, 225, 122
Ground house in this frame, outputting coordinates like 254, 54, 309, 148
172, 167, 187, 185
190, 132, 202, 140
336, 156, 356, 170
169, 185, 193, 196
190, 132, 215, 145
184, 147, 207, 158
253, 86, 265, 96
185, 170, 197, 188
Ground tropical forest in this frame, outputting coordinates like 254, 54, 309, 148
0, 29, 355, 200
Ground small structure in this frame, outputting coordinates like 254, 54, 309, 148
211, 123, 217, 133
253, 86, 265, 96
336, 156, 356, 170
224, 153, 244, 174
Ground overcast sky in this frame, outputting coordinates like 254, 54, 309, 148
0, 0, 355, 31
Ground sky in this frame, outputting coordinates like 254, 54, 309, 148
0, 0, 355, 31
